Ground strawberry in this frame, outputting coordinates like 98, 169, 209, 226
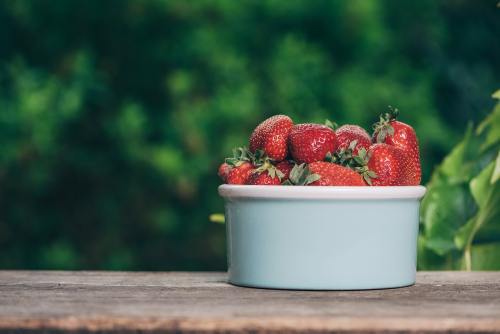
246, 159, 288, 185
308, 161, 366, 186
275, 160, 294, 181
288, 124, 337, 164
372, 107, 421, 185
218, 162, 232, 182
367, 143, 412, 186
249, 115, 293, 161
335, 124, 371, 155
221, 147, 255, 184
246, 170, 282, 185
226, 162, 254, 185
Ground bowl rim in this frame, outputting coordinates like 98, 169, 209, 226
218, 184, 426, 200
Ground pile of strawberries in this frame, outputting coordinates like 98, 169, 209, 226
218, 108, 421, 186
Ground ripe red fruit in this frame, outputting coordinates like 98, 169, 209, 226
373, 108, 421, 185
249, 115, 293, 161
308, 161, 365, 186
226, 162, 254, 185
367, 143, 414, 186
288, 124, 337, 164
335, 124, 371, 155
275, 161, 293, 181
218, 162, 232, 182
246, 170, 282, 185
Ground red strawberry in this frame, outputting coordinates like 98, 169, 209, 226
288, 124, 337, 164
226, 162, 254, 185
218, 162, 232, 182
367, 143, 413, 186
246, 170, 282, 185
275, 160, 293, 181
308, 161, 365, 186
247, 160, 289, 185
335, 124, 371, 155
249, 115, 293, 161
372, 107, 421, 185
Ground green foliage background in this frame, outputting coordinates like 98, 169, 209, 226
0, 0, 498, 270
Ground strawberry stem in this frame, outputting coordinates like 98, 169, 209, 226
373, 105, 400, 143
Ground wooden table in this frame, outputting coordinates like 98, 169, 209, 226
0, 271, 499, 333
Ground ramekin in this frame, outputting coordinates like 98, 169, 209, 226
218, 185, 426, 290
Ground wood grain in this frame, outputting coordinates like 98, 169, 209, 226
0, 271, 499, 333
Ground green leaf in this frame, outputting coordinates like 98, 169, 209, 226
324, 151, 334, 163
492, 89, 500, 99
470, 161, 496, 207
305, 173, 321, 184
455, 217, 475, 250
420, 183, 476, 255
471, 242, 500, 270
357, 147, 367, 160
418, 236, 463, 270
454, 161, 500, 269
433, 124, 477, 183
324, 119, 338, 130
289, 163, 304, 184
492, 151, 500, 184
476, 100, 500, 152
354, 156, 365, 165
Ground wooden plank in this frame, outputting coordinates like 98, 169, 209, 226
0, 271, 499, 333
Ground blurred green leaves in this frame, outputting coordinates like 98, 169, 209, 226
419, 93, 500, 270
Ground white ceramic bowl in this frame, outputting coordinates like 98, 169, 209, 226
219, 185, 426, 290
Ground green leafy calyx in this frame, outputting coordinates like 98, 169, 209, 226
225, 147, 266, 167
353, 148, 377, 185
325, 119, 338, 131
254, 160, 285, 181
283, 163, 321, 185
326, 145, 377, 185
373, 105, 399, 143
